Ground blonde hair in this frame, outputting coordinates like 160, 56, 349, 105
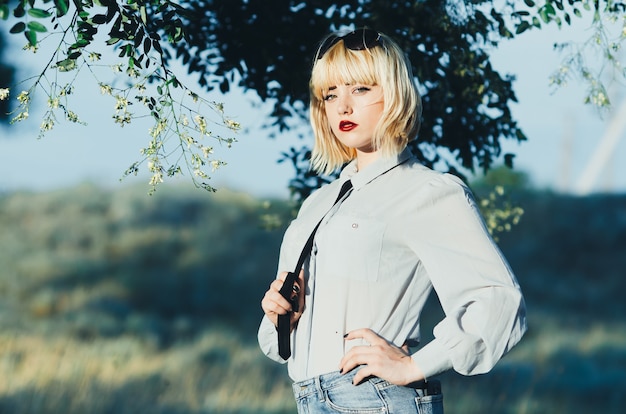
309, 30, 422, 175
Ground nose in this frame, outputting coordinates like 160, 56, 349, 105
337, 95, 353, 115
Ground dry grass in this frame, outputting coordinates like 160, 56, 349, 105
1, 186, 625, 413
0, 327, 295, 414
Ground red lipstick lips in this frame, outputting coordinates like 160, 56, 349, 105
339, 121, 357, 132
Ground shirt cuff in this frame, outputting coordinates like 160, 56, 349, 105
411, 339, 453, 380
258, 315, 287, 364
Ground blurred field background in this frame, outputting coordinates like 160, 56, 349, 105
0, 182, 625, 413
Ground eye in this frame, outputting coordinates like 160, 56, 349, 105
323, 93, 337, 102
353, 86, 371, 94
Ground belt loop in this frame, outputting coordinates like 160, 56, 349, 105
315, 375, 324, 402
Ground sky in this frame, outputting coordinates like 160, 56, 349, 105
1, 15, 625, 199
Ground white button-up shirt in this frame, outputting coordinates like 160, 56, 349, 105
258, 149, 526, 382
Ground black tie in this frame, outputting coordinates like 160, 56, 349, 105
277, 179, 353, 360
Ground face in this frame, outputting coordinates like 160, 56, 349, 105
323, 83, 384, 157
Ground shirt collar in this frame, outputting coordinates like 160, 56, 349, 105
339, 148, 413, 190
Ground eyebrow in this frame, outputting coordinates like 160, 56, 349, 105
326, 82, 360, 91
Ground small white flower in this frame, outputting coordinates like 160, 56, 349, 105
100, 83, 113, 95
225, 119, 241, 130
40, 118, 55, 131
17, 90, 30, 104
11, 111, 29, 123
67, 111, 80, 123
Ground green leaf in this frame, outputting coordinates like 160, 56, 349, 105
0, 5, 9, 20
54, 0, 69, 17
56, 58, 77, 71
152, 39, 162, 54
92, 14, 107, 24
140, 5, 147, 24
504, 153, 515, 169
538, 3, 556, 24
24, 29, 37, 46
523, 0, 535, 6
106, 37, 121, 45
174, 25, 183, 42
143, 37, 151, 53
13, 5, 25, 18
72, 38, 90, 48
515, 21, 531, 34
134, 28, 144, 48
27, 21, 48, 33
532, 16, 541, 27
9, 22, 26, 33
27, 8, 52, 18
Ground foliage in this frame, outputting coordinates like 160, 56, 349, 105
0, 0, 241, 194
0, 0, 625, 197
0, 30, 13, 121
509, 0, 626, 108
183, 0, 529, 200
476, 184, 525, 241
472, 164, 532, 191
172, 1, 625, 198
1, 185, 626, 413
468, 165, 529, 241
0, 184, 291, 321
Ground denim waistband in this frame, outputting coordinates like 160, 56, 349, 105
292, 370, 357, 400
291, 370, 438, 400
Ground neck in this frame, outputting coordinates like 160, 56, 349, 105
356, 150, 380, 172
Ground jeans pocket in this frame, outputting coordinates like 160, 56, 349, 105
415, 393, 444, 414
324, 381, 386, 413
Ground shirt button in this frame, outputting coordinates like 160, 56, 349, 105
351, 223, 358, 229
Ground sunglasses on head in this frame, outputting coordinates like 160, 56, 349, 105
315, 28, 383, 60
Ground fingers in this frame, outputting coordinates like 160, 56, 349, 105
339, 339, 382, 382
339, 329, 421, 386
260, 273, 295, 323
339, 330, 388, 385
261, 283, 291, 313
352, 364, 375, 386
260, 271, 306, 327
339, 329, 381, 380
343, 328, 386, 345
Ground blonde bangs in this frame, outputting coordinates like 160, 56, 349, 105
310, 44, 382, 100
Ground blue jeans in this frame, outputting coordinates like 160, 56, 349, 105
292, 370, 444, 413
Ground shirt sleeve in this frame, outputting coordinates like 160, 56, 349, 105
257, 315, 287, 364
256, 186, 327, 364
409, 174, 527, 379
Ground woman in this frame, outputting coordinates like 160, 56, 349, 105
259, 28, 526, 413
